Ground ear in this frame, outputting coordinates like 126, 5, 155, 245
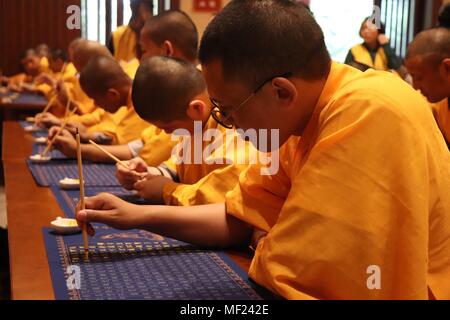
270, 77, 298, 108
442, 58, 450, 76
163, 41, 174, 57
186, 99, 208, 121
106, 88, 121, 101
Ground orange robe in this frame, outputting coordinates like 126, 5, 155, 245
162, 117, 252, 206
431, 98, 450, 145
226, 63, 450, 300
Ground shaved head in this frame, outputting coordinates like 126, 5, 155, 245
72, 40, 112, 71
79, 56, 131, 97
405, 28, 450, 102
141, 10, 198, 62
36, 44, 50, 57
407, 28, 450, 68
21, 49, 41, 76
132, 56, 206, 122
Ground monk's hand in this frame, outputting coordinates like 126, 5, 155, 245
53, 129, 77, 157
76, 193, 143, 236
48, 125, 62, 140
64, 122, 86, 136
115, 157, 149, 190
35, 112, 61, 129
378, 34, 389, 46
133, 175, 172, 203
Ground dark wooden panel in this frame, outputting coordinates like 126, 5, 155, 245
0, 0, 81, 76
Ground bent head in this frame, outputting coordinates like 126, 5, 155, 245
405, 28, 450, 103
80, 56, 132, 112
139, 10, 198, 63
132, 56, 208, 134
199, 0, 331, 150
21, 49, 41, 76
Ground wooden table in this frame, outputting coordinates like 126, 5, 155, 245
2, 121, 252, 300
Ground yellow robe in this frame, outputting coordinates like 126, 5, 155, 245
68, 59, 140, 124
39, 63, 81, 116
87, 94, 150, 145
40, 57, 49, 70
226, 62, 450, 300
112, 25, 137, 63
351, 44, 389, 71
138, 126, 177, 167
162, 117, 251, 206
431, 98, 450, 145
120, 58, 140, 80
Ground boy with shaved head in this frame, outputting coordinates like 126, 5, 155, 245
7, 49, 47, 92
115, 56, 252, 205
76, 0, 450, 300
48, 11, 199, 164
50, 56, 172, 166
139, 10, 198, 62
405, 27, 450, 146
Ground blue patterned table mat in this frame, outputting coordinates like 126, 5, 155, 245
27, 160, 120, 187
43, 227, 267, 300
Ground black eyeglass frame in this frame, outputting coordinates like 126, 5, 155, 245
210, 72, 294, 129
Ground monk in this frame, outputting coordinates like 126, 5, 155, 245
47, 10, 199, 164
76, 0, 450, 299
108, 0, 153, 62
50, 56, 163, 162
405, 27, 450, 147
7, 49, 46, 92
34, 49, 78, 116
116, 56, 252, 205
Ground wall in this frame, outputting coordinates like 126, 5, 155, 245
180, 0, 231, 39
0, 0, 81, 76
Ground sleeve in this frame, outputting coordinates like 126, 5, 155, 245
162, 163, 249, 206
247, 94, 440, 299
127, 139, 144, 158
225, 159, 291, 233
69, 108, 105, 127
138, 127, 176, 167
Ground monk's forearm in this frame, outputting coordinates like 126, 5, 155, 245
136, 203, 252, 248
81, 144, 133, 162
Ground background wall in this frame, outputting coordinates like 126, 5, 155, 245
180, 0, 230, 38
0, 0, 81, 76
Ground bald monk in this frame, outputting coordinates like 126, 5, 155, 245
7, 49, 46, 92
36, 43, 50, 69
76, 0, 450, 300
48, 10, 201, 163
114, 56, 252, 205
405, 27, 450, 147
139, 10, 198, 63
108, 0, 154, 62
34, 49, 78, 116
50, 56, 164, 162
36, 41, 121, 130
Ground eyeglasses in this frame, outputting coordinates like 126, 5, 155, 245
210, 72, 293, 129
